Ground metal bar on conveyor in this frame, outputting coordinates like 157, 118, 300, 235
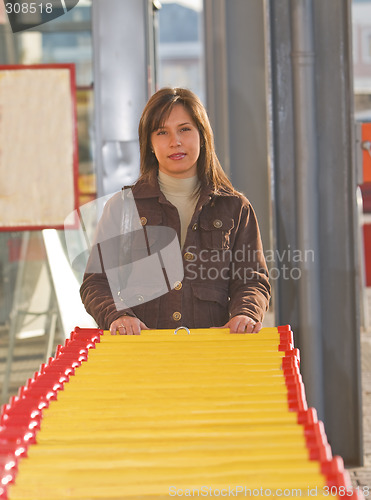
0, 327, 363, 499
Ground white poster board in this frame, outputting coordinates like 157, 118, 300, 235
0, 64, 78, 230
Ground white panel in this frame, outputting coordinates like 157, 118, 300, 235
0, 67, 76, 229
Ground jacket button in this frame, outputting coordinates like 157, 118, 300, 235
192, 223, 198, 231
136, 294, 144, 303
173, 311, 181, 321
174, 281, 182, 290
213, 219, 223, 228
184, 252, 195, 261
140, 216, 147, 226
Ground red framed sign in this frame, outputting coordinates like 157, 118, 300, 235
0, 64, 79, 231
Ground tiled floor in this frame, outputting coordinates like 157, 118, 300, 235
348, 288, 371, 489
0, 325, 64, 402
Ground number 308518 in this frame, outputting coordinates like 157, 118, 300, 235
5, 3, 53, 14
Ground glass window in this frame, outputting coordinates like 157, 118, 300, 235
0, 0, 207, 402
352, 0, 371, 296
16, 1, 92, 86
0, 1, 94, 402
157, 0, 205, 102
353, 1, 371, 99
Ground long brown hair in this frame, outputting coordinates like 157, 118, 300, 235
138, 87, 236, 194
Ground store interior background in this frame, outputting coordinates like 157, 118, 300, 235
0, 0, 370, 470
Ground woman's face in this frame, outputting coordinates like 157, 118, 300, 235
150, 104, 201, 178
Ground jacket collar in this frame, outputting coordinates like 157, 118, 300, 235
129, 177, 165, 199
128, 175, 235, 203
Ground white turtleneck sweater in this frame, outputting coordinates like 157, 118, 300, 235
158, 170, 201, 248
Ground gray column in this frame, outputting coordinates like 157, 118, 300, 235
269, 0, 362, 465
92, 0, 156, 196
204, 0, 230, 177
313, 0, 362, 466
290, 0, 324, 424
204, 0, 272, 254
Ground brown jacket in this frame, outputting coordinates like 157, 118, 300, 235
80, 177, 270, 330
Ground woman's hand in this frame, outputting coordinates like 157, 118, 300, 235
110, 315, 149, 336
220, 315, 262, 334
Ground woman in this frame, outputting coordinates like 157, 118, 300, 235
80, 87, 270, 335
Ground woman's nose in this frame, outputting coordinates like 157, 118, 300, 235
170, 133, 181, 146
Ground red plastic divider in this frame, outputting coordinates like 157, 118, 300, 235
0, 327, 103, 499
279, 326, 362, 499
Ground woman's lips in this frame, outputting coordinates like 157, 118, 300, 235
168, 153, 186, 160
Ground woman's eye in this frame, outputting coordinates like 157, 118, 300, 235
180, 127, 191, 132
156, 130, 166, 135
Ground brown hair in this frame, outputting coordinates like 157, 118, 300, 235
138, 87, 236, 194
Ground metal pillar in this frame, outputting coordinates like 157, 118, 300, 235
203, 0, 230, 177
313, 0, 362, 466
204, 0, 272, 259
92, 0, 157, 197
269, 0, 362, 465
290, 0, 324, 422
